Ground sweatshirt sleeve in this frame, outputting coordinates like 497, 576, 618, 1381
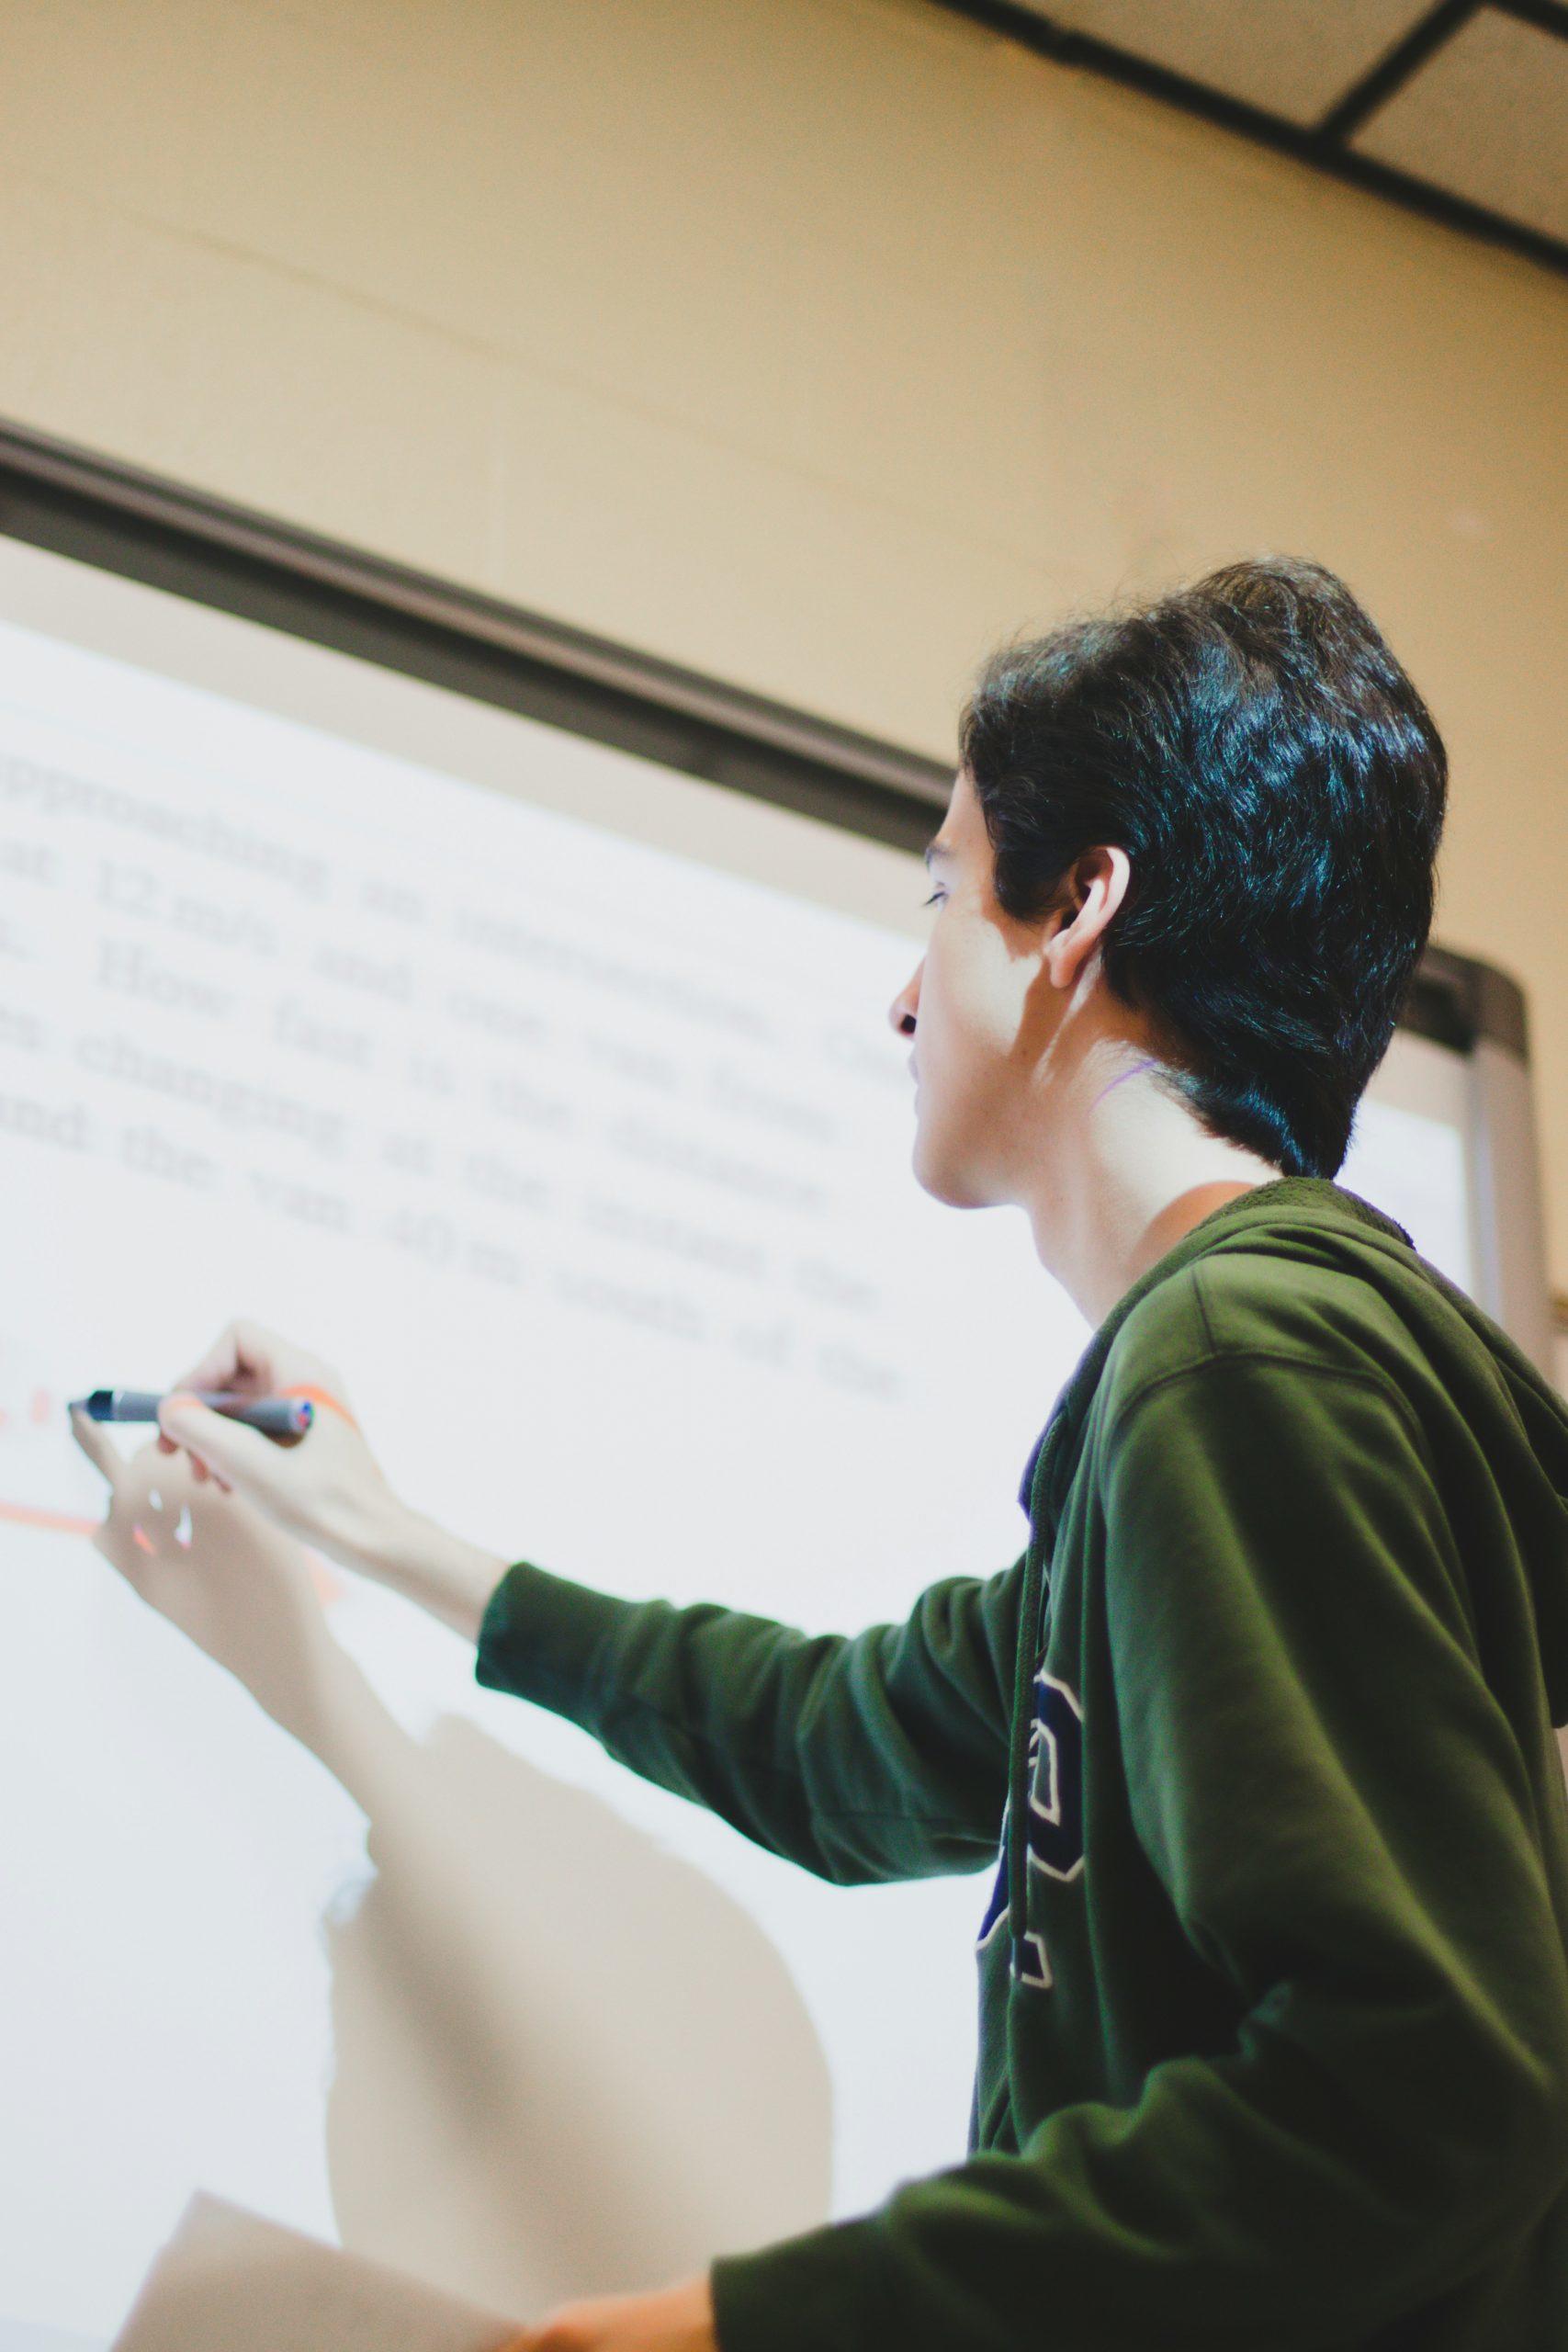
708, 1353, 1568, 2351
474, 1553, 1021, 1883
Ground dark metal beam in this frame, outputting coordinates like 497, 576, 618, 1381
1316, 0, 1480, 142
1494, 0, 1568, 38
931, 0, 1568, 283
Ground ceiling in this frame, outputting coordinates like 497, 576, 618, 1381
932, 1, 1568, 280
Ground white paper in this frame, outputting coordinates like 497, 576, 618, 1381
111, 2194, 524, 2352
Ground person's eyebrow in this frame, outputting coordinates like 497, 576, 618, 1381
923, 839, 956, 871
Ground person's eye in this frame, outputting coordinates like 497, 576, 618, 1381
922, 890, 945, 909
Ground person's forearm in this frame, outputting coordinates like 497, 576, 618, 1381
477, 1564, 1015, 1884
336, 1495, 509, 1643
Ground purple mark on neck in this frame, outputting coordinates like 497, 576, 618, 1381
1089, 1056, 1162, 1112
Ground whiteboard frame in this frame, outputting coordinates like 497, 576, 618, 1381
0, 413, 1551, 1373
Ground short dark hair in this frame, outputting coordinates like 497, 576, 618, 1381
957, 556, 1448, 1178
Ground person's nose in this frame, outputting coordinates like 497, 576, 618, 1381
888, 960, 920, 1042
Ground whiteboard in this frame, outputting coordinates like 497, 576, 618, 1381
0, 531, 1515, 2343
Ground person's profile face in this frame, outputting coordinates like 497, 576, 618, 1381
886, 767, 1050, 1212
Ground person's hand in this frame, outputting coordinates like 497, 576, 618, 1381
152, 1319, 401, 1572
145, 1319, 508, 1642
69, 1407, 335, 1737
502, 2275, 716, 2352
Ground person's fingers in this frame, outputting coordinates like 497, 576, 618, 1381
172, 1318, 343, 1407
171, 1321, 268, 1398
157, 1395, 277, 1496
69, 1404, 123, 1489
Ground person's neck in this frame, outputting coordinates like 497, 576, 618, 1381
1021, 1044, 1284, 1327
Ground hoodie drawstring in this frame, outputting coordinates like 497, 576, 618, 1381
1006, 1538, 1048, 1977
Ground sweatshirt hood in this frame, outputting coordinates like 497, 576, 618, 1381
1017, 1174, 1568, 1725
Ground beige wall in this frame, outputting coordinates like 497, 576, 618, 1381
5, 0, 1567, 1286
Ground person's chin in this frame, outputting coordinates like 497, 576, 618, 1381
911, 1125, 987, 1209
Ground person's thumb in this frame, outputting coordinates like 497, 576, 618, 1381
157, 1394, 283, 1502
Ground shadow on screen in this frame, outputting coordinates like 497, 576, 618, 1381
86, 1447, 833, 2318
320, 1712, 832, 2313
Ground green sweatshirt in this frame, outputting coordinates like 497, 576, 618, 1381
475, 1175, 1568, 2348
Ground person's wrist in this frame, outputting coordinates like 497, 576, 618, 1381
361, 1500, 509, 1639
310, 1479, 416, 1581
343, 1485, 423, 1577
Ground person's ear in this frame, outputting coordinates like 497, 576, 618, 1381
1042, 846, 1132, 992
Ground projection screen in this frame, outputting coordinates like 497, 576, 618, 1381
0, 436, 1552, 2348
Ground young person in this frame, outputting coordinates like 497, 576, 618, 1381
100, 557, 1568, 2349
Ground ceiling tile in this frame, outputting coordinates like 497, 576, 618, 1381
1009, 0, 1438, 124
1352, 7, 1568, 244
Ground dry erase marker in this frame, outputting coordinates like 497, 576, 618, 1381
70, 1389, 314, 1443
